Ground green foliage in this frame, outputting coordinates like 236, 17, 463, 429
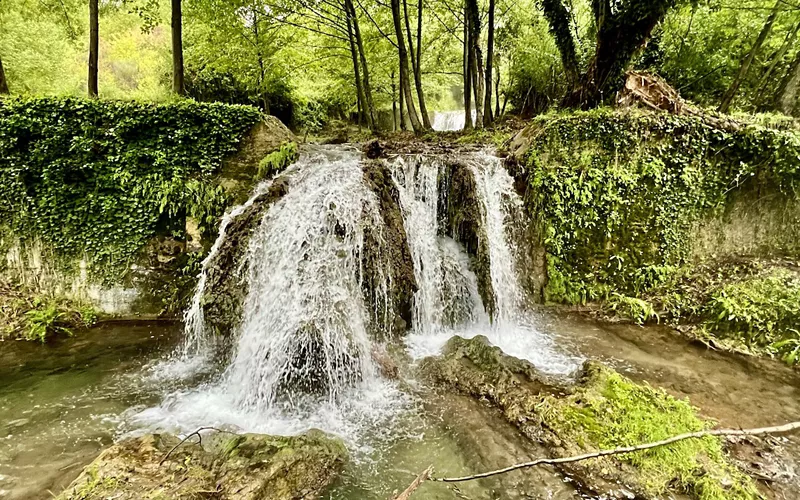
607, 292, 659, 324
542, 364, 758, 499
525, 109, 800, 305
704, 269, 800, 360
256, 141, 298, 181
21, 296, 98, 342
0, 97, 260, 280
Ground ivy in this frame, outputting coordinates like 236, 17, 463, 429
0, 97, 261, 280
523, 108, 800, 304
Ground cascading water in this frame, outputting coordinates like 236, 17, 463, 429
389, 155, 483, 334
431, 110, 477, 131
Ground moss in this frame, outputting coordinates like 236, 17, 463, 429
540, 364, 759, 500
423, 336, 759, 499
255, 141, 298, 181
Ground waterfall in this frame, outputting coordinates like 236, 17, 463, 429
389, 156, 483, 334
431, 110, 477, 132
224, 146, 385, 410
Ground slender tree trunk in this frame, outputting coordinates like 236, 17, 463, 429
466, 0, 482, 127
171, 0, 185, 95
392, 70, 398, 130
399, 68, 407, 130
718, 0, 780, 113
88, 0, 99, 97
494, 61, 500, 118
482, 0, 495, 127
756, 20, 800, 105
463, 4, 473, 130
0, 57, 9, 94
776, 51, 800, 115
402, 0, 431, 129
346, 0, 376, 130
391, 0, 423, 132
346, 11, 366, 126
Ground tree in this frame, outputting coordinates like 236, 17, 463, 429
403, 0, 431, 129
542, 0, 683, 109
391, 0, 423, 132
172, 0, 185, 95
463, 3, 473, 130
0, 56, 8, 94
88, 0, 98, 97
776, 50, 800, 115
718, 0, 781, 113
466, 0, 482, 127
346, 0, 376, 130
482, 0, 495, 126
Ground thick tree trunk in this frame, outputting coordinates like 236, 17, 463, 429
0, 57, 9, 94
558, 0, 677, 109
777, 51, 800, 116
391, 0, 423, 132
541, 0, 579, 85
171, 0, 185, 95
346, 12, 366, 126
403, 0, 431, 129
482, 0, 495, 127
718, 0, 780, 113
464, 8, 473, 130
346, 0, 376, 130
88, 0, 99, 97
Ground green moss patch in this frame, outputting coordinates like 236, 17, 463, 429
540, 364, 758, 499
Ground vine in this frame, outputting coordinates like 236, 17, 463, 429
0, 97, 261, 281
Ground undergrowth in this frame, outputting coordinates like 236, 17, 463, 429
541, 364, 759, 499
256, 141, 298, 181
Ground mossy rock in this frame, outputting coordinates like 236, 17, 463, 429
421, 336, 759, 500
57, 429, 347, 500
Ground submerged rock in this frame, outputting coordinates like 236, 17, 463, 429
57, 429, 347, 500
421, 336, 760, 500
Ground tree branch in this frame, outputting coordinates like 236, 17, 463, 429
434, 421, 800, 483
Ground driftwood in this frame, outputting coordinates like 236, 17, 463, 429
393, 421, 800, 497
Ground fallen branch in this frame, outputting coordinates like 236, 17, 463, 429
434, 421, 800, 483
158, 426, 235, 465
393, 465, 433, 500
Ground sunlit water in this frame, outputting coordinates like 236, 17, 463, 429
431, 110, 477, 131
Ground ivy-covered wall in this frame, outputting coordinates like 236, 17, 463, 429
513, 109, 800, 303
0, 97, 261, 281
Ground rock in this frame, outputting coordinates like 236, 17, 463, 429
221, 117, 295, 204
421, 336, 760, 500
361, 160, 418, 338
363, 139, 384, 159
57, 429, 347, 500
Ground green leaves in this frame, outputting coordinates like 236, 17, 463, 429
0, 96, 261, 281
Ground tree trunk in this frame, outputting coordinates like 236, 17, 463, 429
558, 0, 677, 109
494, 59, 500, 118
541, 0, 579, 85
463, 7, 473, 130
403, 0, 431, 129
346, 0, 376, 130
399, 68, 407, 130
346, 11, 366, 126
466, 0, 483, 127
776, 51, 800, 115
482, 0, 495, 127
718, 0, 780, 113
756, 19, 800, 106
0, 57, 9, 94
171, 0, 184, 95
88, 0, 99, 97
392, 70, 398, 130
391, 0, 423, 132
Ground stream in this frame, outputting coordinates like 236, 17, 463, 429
2, 315, 799, 499
2, 143, 800, 499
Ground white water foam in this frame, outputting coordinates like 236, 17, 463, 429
431, 110, 477, 131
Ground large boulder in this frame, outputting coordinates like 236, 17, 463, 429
57, 429, 347, 500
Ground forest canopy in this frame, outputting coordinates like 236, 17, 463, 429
1, 0, 799, 131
